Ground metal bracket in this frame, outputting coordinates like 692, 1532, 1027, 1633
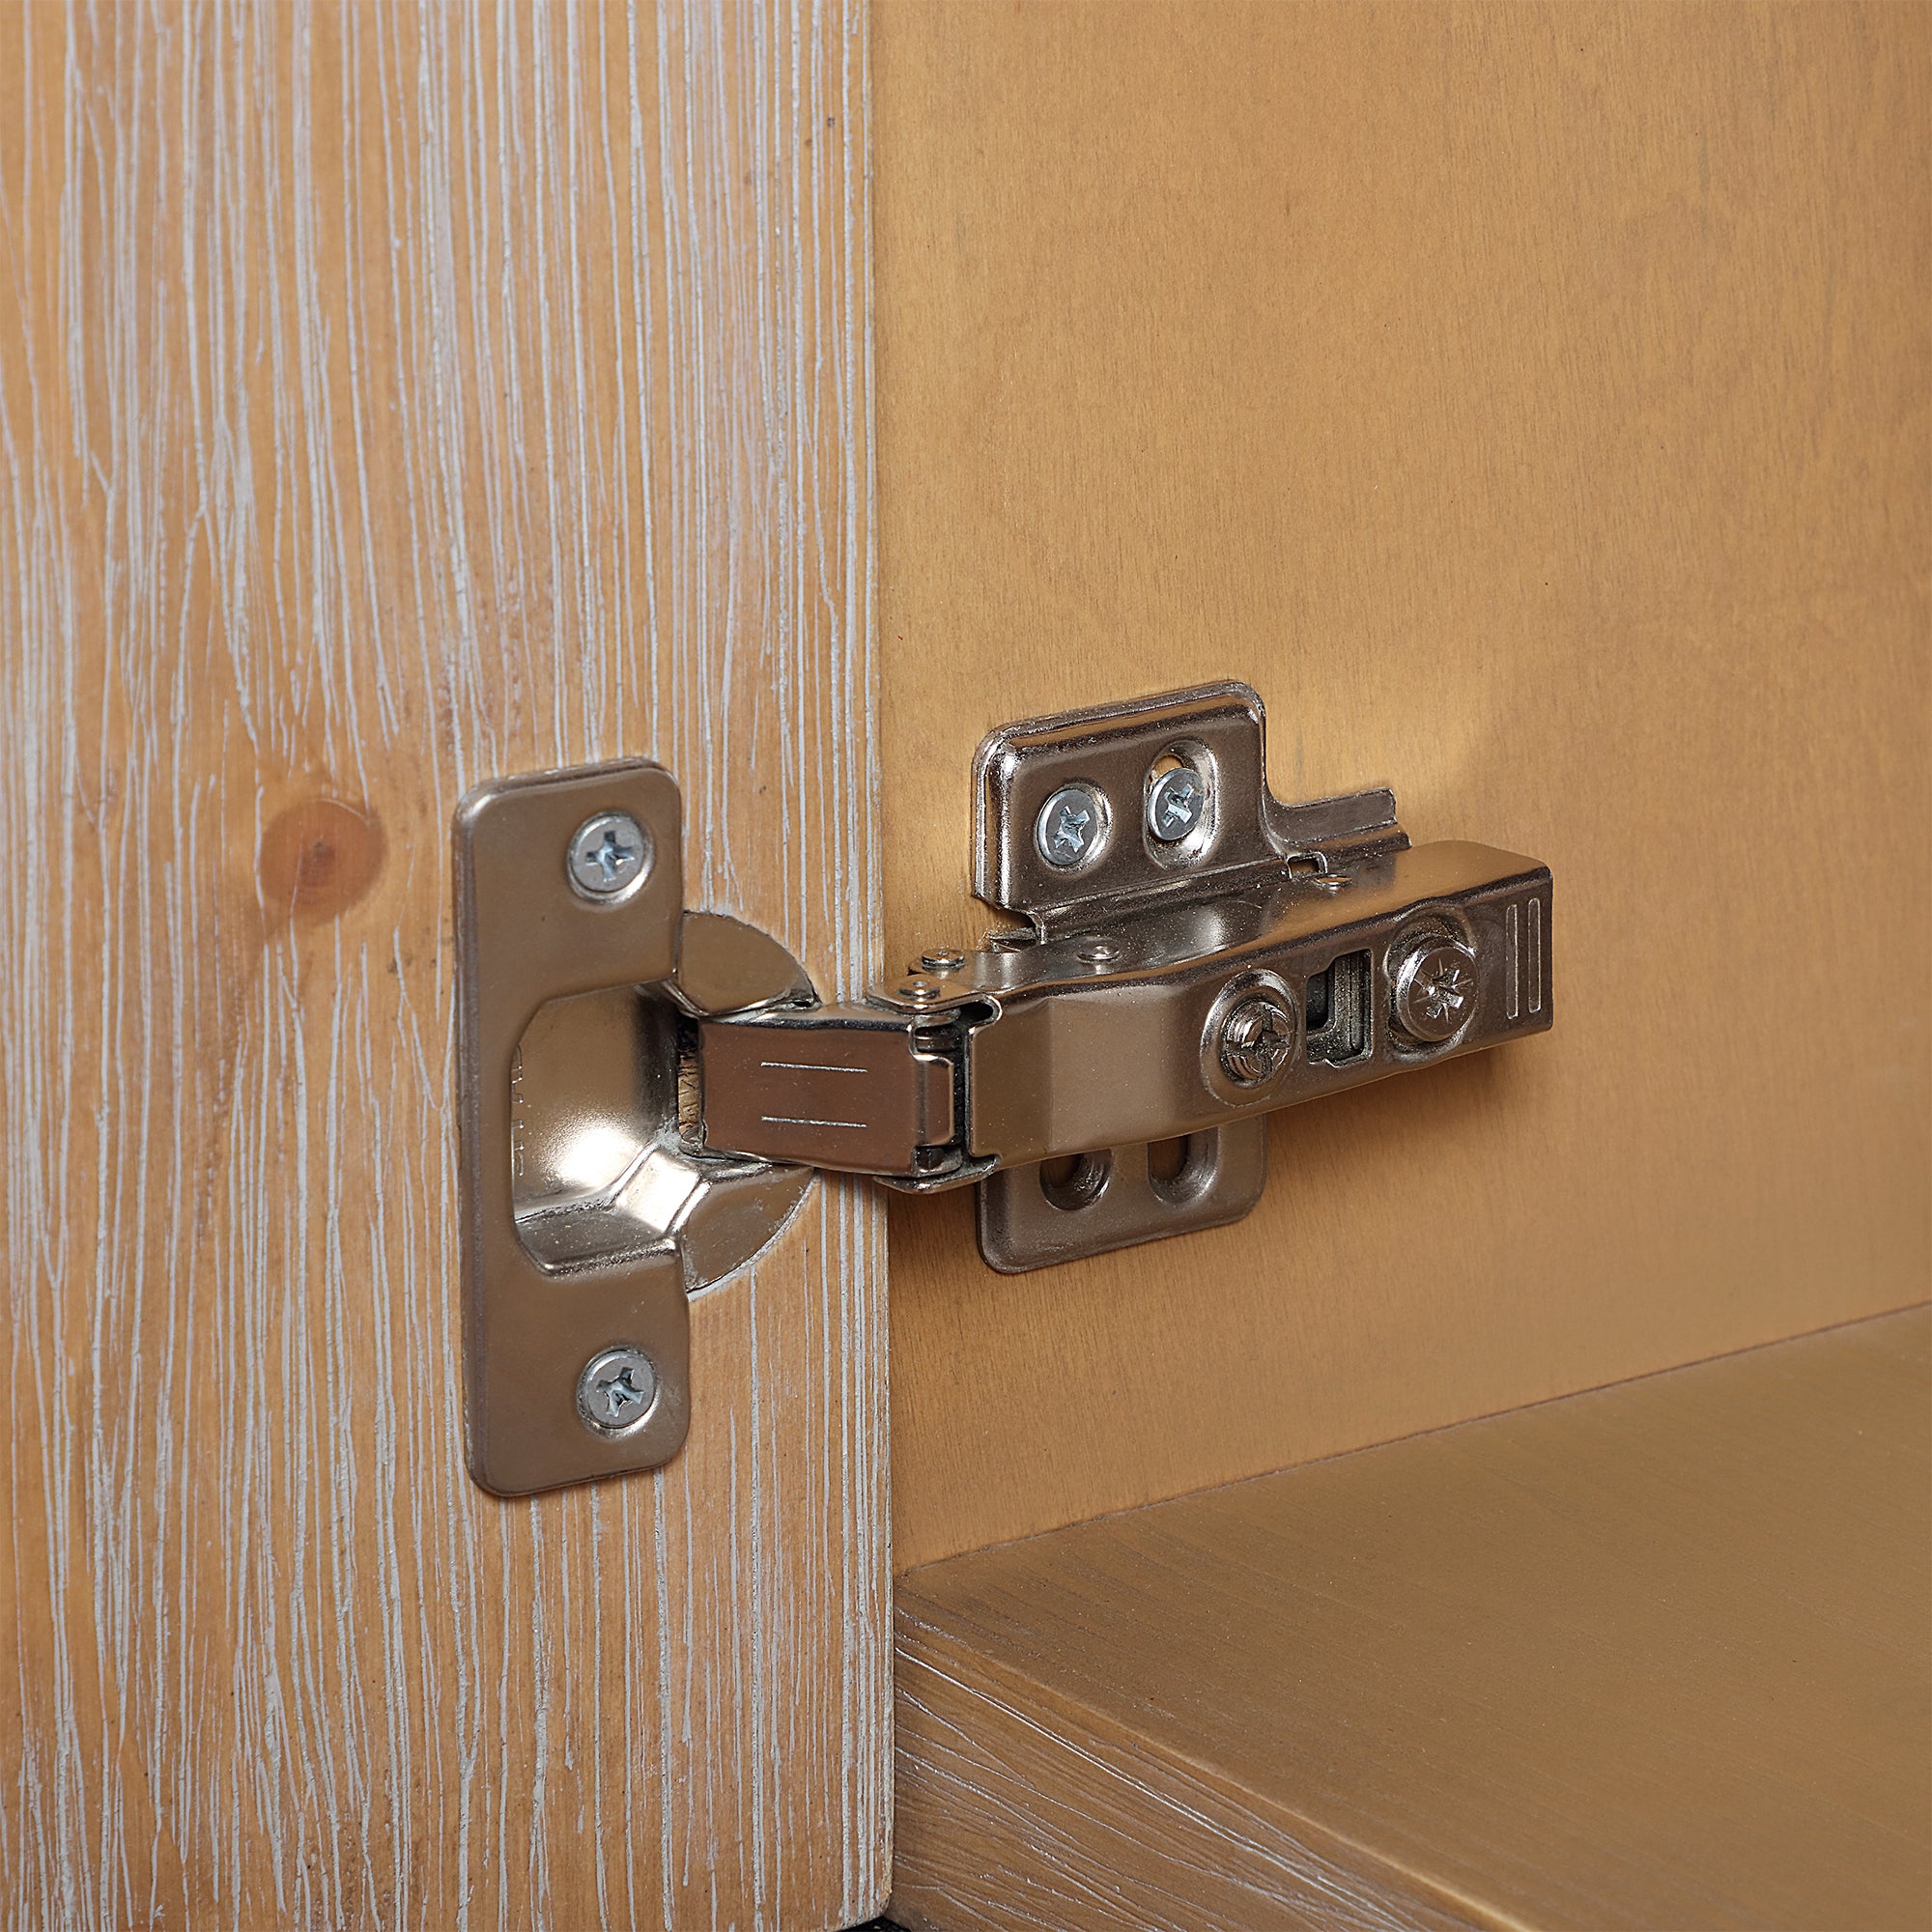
454, 762, 817, 1495
455, 685, 1552, 1491
701, 682, 1552, 1266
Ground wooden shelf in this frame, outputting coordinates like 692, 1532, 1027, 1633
891, 1307, 1931, 1931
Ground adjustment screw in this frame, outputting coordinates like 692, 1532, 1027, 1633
1035, 784, 1108, 870
918, 948, 967, 974
1218, 992, 1296, 1086
895, 973, 948, 1006
567, 810, 650, 899
1147, 765, 1208, 843
577, 1345, 660, 1438
1391, 938, 1479, 1044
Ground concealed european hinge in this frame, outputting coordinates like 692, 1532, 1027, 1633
454, 683, 1552, 1491
696, 683, 1553, 1263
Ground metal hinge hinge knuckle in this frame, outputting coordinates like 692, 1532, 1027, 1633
696, 1005, 971, 1181
455, 683, 1553, 1490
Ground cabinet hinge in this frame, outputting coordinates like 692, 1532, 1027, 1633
455, 683, 1552, 1491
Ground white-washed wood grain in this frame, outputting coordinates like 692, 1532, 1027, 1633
0, 2, 888, 1926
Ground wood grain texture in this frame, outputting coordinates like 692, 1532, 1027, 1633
0, 3, 887, 1927
873, 0, 1932, 1571
892, 1307, 1932, 1932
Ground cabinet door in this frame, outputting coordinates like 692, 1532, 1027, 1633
0, 5, 888, 1927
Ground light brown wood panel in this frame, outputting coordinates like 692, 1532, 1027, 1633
874, 0, 1932, 1570
893, 1306, 1932, 1932
0, 3, 887, 1926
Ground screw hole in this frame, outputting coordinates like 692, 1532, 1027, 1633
1148, 1132, 1217, 1205
1306, 952, 1372, 1065
1039, 1150, 1112, 1212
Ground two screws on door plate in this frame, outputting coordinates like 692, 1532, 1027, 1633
1035, 760, 1210, 871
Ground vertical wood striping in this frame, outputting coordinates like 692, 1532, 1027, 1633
0, 1, 888, 1926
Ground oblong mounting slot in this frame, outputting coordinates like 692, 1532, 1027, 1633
1306, 951, 1372, 1065
1149, 1131, 1219, 1207
1039, 1150, 1113, 1212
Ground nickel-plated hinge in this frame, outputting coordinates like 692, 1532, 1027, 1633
695, 683, 1550, 1267
454, 683, 1551, 1491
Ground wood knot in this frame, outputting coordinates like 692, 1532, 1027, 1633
260, 798, 385, 923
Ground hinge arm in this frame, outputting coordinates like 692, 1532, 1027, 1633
696, 836, 1551, 1194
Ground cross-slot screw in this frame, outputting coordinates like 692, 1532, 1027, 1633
577, 1346, 660, 1437
1147, 765, 1208, 843
1391, 938, 1479, 1044
1035, 784, 1108, 870
566, 811, 650, 899
1218, 992, 1296, 1086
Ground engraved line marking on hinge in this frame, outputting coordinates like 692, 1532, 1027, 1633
758, 1060, 870, 1074
760, 1114, 871, 1130
510, 1051, 527, 1180
1506, 902, 1521, 1021
1528, 896, 1545, 1014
